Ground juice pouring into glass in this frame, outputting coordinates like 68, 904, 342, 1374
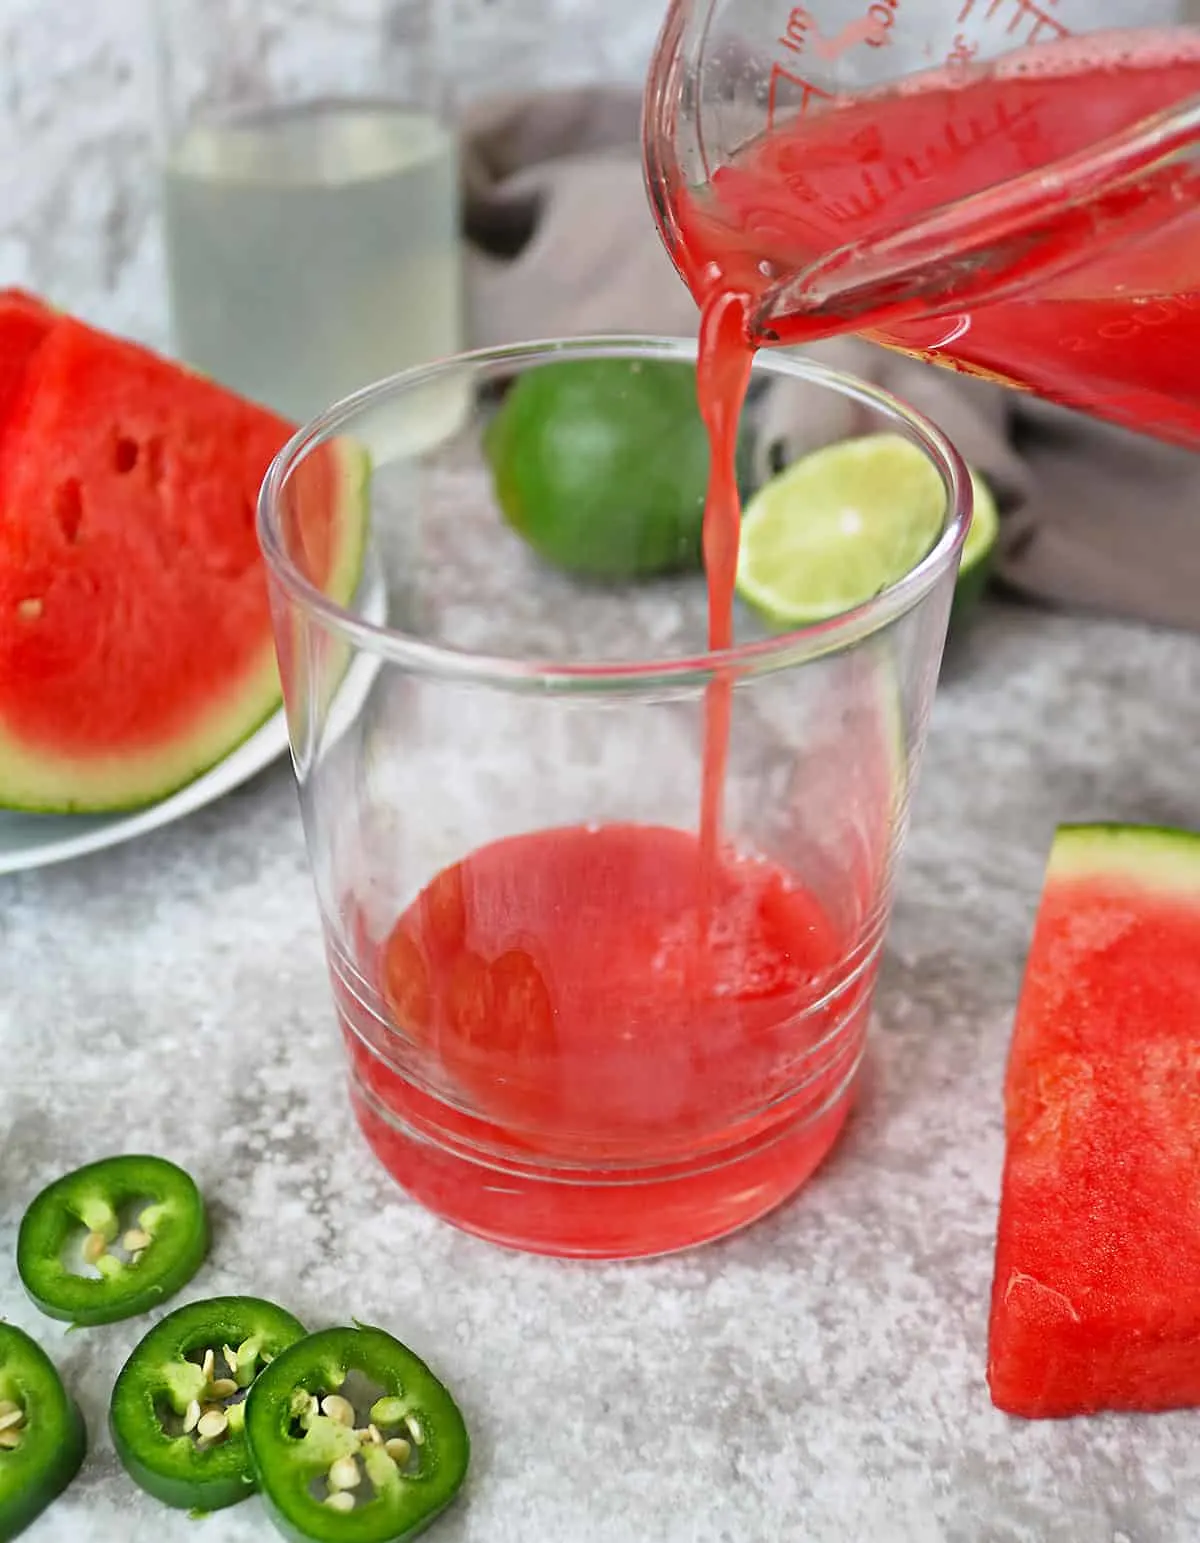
260, 340, 970, 1259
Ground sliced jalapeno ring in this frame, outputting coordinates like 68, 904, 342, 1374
109, 1295, 307, 1514
245, 1324, 470, 1543
17, 1154, 208, 1327
0, 1322, 87, 1541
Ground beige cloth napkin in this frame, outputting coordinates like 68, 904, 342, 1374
462, 88, 1200, 634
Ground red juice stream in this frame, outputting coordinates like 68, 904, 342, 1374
696, 288, 755, 884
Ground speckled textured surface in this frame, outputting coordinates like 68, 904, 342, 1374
4, 600, 1200, 1541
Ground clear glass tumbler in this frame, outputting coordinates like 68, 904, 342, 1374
151, 0, 461, 426
258, 337, 970, 1259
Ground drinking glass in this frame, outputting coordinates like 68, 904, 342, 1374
258, 336, 971, 1259
151, 0, 462, 426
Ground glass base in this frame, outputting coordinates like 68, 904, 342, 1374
348, 1066, 859, 1259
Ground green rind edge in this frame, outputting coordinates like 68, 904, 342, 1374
0, 437, 370, 815
1048, 823, 1200, 891
107, 1426, 255, 1515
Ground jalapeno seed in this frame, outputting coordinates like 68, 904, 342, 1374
196, 1409, 229, 1443
0, 1402, 25, 1452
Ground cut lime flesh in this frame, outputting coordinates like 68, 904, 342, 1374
736, 432, 997, 628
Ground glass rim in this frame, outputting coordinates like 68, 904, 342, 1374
257, 334, 973, 691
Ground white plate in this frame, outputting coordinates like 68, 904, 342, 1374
0, 572, 389, 878
0, 712, 292, 877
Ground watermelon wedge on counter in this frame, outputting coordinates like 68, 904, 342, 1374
988, 824, 1200, 1418
0, 305, 367, 813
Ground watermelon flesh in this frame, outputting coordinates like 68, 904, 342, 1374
988, 824, 1200, 1418
0, 311, 366, 813
0, 289, 54, 432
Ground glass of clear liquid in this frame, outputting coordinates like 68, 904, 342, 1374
152, 0, 463, 431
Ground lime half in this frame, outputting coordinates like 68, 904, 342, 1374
736, 432, 997, 628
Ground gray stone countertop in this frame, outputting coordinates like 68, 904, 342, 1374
3, 598, 1200, 1543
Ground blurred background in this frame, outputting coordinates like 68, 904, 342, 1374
0, 0, 662, 353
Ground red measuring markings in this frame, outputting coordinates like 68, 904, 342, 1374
767, 62, 833, 129
769, 1, 899, 127
774, 90, 1047, 227
860, 0, 901, 50
775, 1, 898, 59
956, 0, 1070, 46
776, 4, 816, 54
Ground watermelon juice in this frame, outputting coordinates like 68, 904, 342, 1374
334, 823, 875, 1258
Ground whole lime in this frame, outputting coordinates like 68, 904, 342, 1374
483, 357, 710, 580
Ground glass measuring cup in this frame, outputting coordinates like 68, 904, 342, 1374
643, 0, 1200, 445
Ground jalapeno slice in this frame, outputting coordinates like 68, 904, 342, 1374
109, 1295, 306, 1514
17, 1155, 208, 1327
0, 1322, 86, 1542
244, 1324, 470, 1543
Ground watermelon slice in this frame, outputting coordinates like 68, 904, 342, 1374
0, 289, 55, 431
0, 313, 367, 813
988, 824, 1200, 1418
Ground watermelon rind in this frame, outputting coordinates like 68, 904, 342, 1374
0, 437, 369, 816
1048, 823, 1200, 889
